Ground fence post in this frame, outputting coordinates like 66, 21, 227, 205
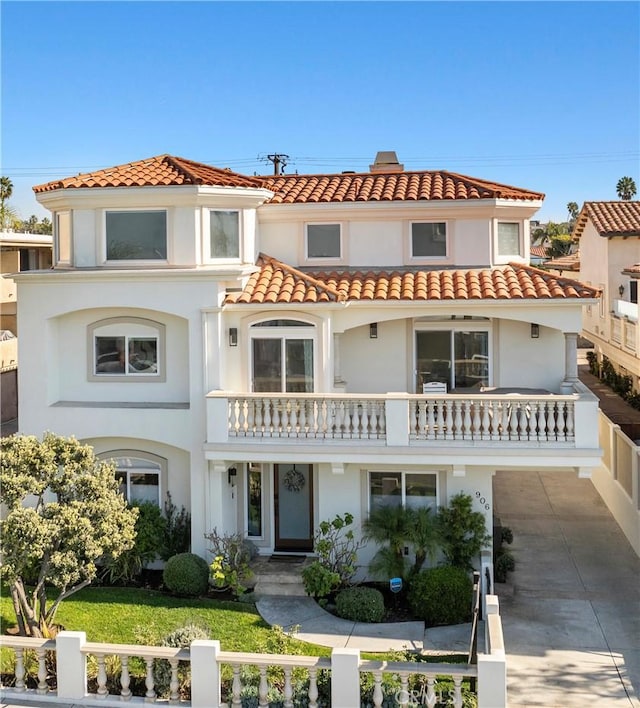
478, 595, 506, 708
56, 631, 87, 700
331, 648, 360, 708
190, 640, 221, 708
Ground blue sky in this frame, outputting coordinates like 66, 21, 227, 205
2, 1, 639, 223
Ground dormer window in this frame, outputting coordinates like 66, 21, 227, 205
411, 222, 447, 259
209, 210, 240, 259
106, 210, 167, 261
306, 223, 341, 259
496, 222, 522, 258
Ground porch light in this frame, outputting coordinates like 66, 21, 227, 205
229, 327, 238, 347
227, 467, 237, 485
619, 284, 625, 297
369, 322, 378, 339
530, 323, 540, 339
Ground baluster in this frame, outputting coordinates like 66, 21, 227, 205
283, 666, 293, 708
539, 401, 549, 442
263, 398, 272, 434
435, 400, 445, 439
345, 402, 355, 438
463, 400, 472, 439
96, 652, 108, 697
335, 400, 345, 436
528, 401, 539, 441
453, 675, 463, 708
520, 400, 531, 440
169, 657, 180, 703
565, 401, 575, 441
254, 399, 264, 434
36, 648, 48, 695
319, 399, 328, 436
246, 398, 255, 435
426, 676, 437, 708
360, 402, 370, 438
120, 655, 131, 699
415, 399, 425, 438
273, 398, 283, 435
481, 400, 491, 441
370, 402, 378, 438
490, 400, 500, 441
378, 402, 386, 436
308, 667, 319, 708
258, 665, 269, 707
231, 664, 242, 708
289, 398, 297, 435
144, 657, 156, 700
472, 399, 482, 439
372, 670, 384, 708
14, 648, 25, 691
452, 399, 462, 439
500, 401, 510, 440
398, 672, 409, 708
298, 398, 307, 436
444, 398, 454, 440
426, 399, 436, 440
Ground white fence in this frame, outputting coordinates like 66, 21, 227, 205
0, 596, 508, 706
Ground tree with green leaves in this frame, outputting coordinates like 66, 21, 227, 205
0, 176, 19, 230
616, 176, 637, 201
436, 493, 490, 570
567, 202, 579, 221
0, 433, 138, 637
546, 233, 573, 259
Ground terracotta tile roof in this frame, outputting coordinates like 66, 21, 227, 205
34, 155, 544, 203
530, 245, 549, 258
543, 253, 581, 272
622, 263, 640, 276
258, 171, 544, 204
572, 201, 640, 239
33, 155, 263, 193
227, 254, 598, 305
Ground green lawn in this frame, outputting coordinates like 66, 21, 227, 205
0, 586, 330, 656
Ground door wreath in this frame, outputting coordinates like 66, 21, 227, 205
283, 468, 305, 492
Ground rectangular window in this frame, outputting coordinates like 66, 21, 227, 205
252, 337, 314, 393
95, 335, 158, 375
106, 210, 167, 260
307, 224, 341, 259
497, 222, 521, 257
416, 329, 489, 392
210, 210, 240, 259
247, 464, 263, 537
630, 281, 638, 304
411, 222, 447, 258
369, 471, 437, 512
117, 470, 160, 505
56, 211, 71, 265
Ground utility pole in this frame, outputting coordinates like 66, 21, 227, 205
265, 153, 289, 176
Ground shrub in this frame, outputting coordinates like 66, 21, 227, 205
159, 492, 191, 561
437, 493, 491, 570
102, 501, 166, 584
495, 551, 516, 583
204, 528, 255, 596
163, 553, 210, 596
313, 512, 364, 586
501, 526, 513, 545
301, 560, 340, 599
154, 623, 210, 699
408, 566, 472, 626
336, 586, 385, 623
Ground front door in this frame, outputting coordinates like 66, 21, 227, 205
274, 464, 314, 552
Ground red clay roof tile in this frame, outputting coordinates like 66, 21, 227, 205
573, 201, 640, 239
226, 255, 599, 305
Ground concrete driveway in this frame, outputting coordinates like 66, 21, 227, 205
494, 470, 640, 707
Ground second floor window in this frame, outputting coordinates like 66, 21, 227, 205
106, 210, 167, 261
411, 222, 447, 258
497, 222, 521, 257
306, 223, 341, 259
210, 210, 240, 259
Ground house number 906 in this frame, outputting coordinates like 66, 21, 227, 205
475, 490, 490, 511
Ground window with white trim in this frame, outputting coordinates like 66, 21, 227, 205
369, 471, 437, 512
109, 455, 162, 506
246, 463, 264, 538
411, 222, 447, 258
89, 317, 165, 381
306, 223, 341, 259
106, 210, 167, 261
497, 222, 522, 257
630, 281, 638, 305
209, 210, 240, 259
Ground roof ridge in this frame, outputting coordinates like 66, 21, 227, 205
444, 171, 545, 198
258, 253, 345, 301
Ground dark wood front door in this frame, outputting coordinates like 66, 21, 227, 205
274, 464, 314, 551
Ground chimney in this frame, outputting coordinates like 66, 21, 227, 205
369, 151, 404, 173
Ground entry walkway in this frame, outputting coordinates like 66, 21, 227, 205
494, 469, 640, 707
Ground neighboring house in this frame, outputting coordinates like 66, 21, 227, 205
529, 245, 548, 265
0, 230, 53, 424
16, 152, 602, 571
544, 252, 581, 275
574, 201, 640, 390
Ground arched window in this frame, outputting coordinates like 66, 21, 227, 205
101, 452, 165, 506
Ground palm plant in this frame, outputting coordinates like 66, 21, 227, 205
616, 176, 637, 201
405, 507, 440, 575
363, 504, 409, 580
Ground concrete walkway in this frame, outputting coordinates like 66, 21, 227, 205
494, 469, 640, 707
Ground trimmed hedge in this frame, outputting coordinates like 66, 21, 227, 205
408, 566, 472, 626
335, 586, 385, 623
162, 553, 210, 597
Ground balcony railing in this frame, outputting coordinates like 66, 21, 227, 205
207, 387, 599, 448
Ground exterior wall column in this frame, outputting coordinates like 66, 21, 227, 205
333, 332, 346, 390
561, 332, 579, 392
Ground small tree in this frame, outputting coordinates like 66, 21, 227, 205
0, 433, 137, 636
437, 493, 490, 570
616, 176, 637, 201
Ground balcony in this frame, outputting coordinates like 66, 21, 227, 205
206, 383, 599, 455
